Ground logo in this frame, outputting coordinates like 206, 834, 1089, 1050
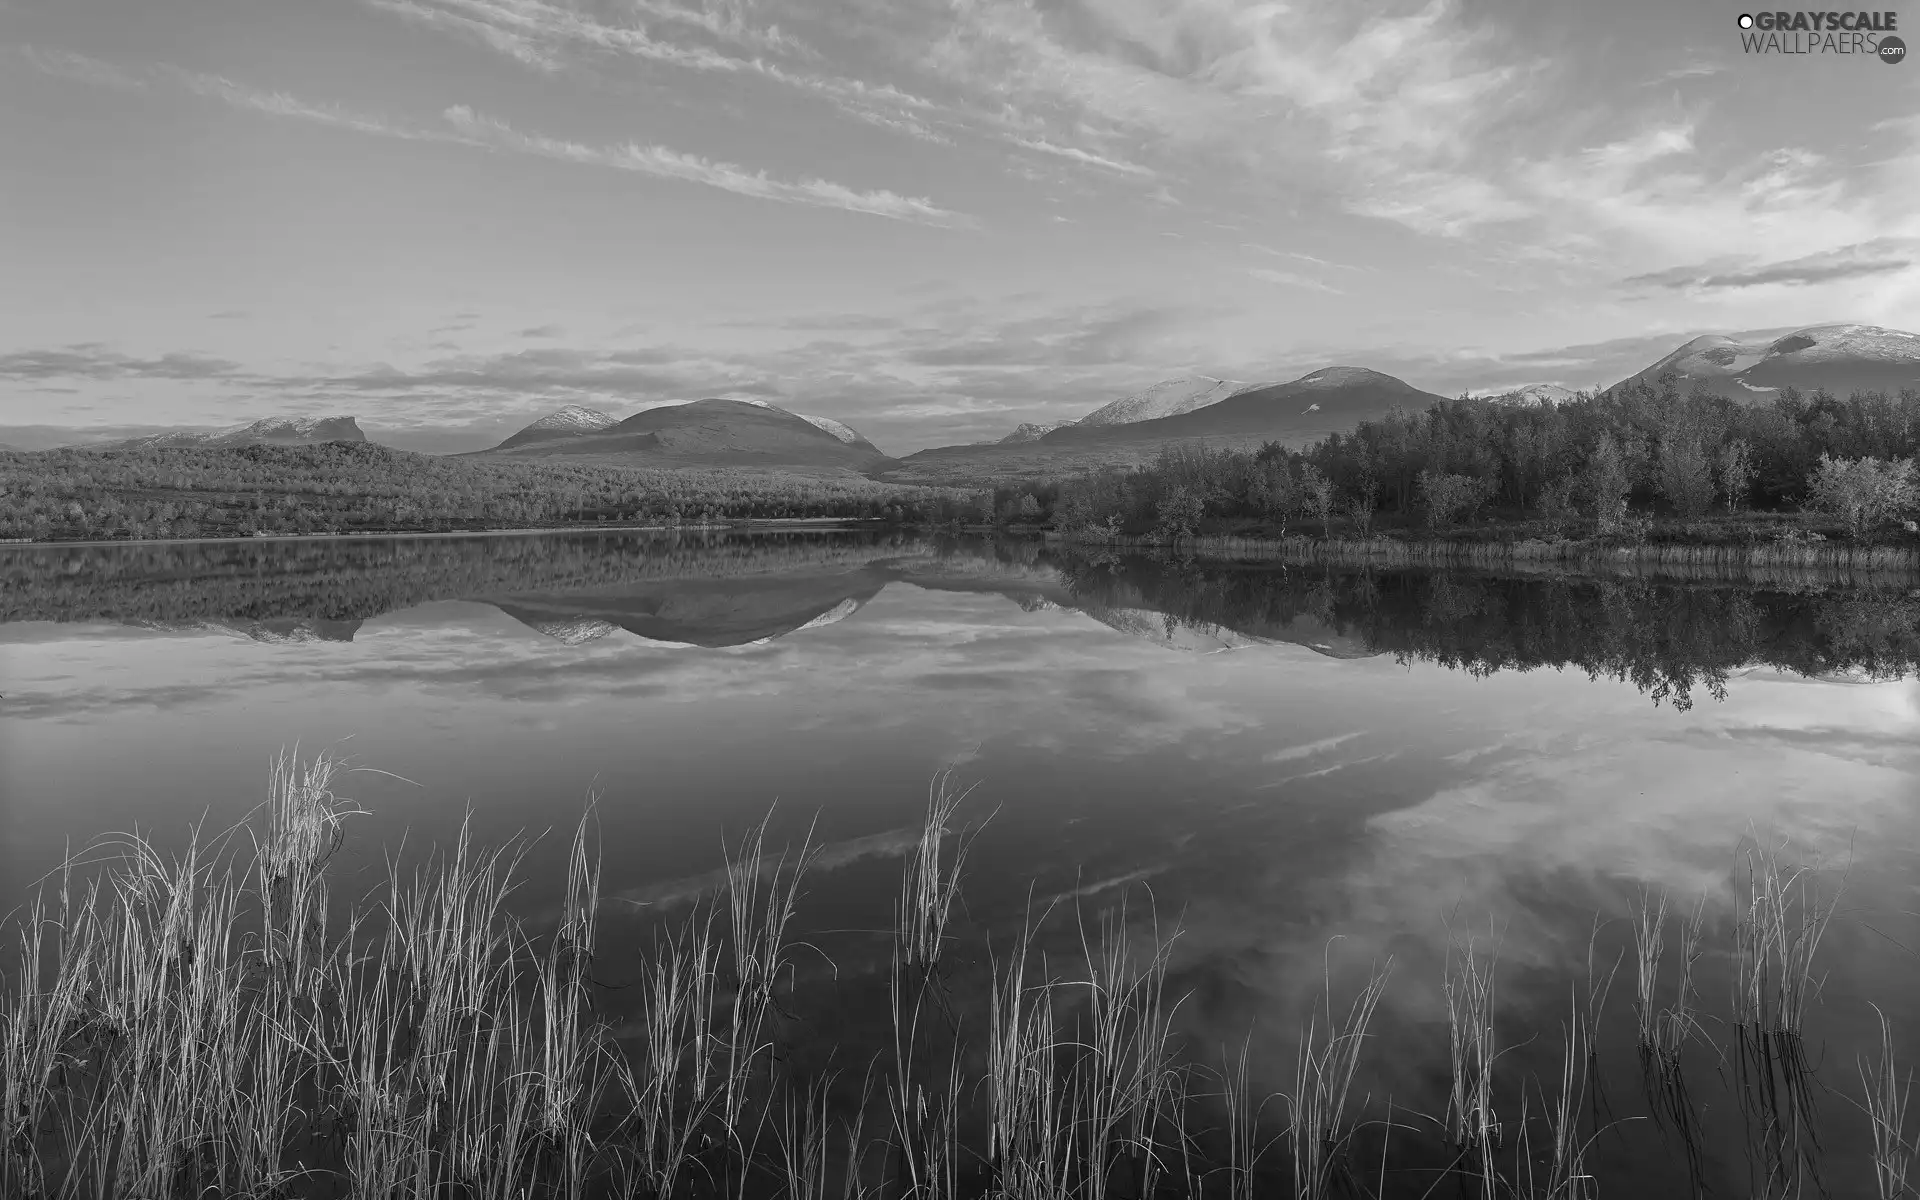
1736, 10, 1904, 58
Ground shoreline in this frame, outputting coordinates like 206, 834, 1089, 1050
0, 518, 892, 552
1047, 530, 1920, 579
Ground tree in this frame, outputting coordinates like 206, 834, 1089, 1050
1016, 493, 1042, 521
1583, 437, 1631, 535
1418, 470, 1496, 530
1299, 462, 1337, 535
1715, 438, 1756, 513
1154, 484, 1205, 542
1805, 454, 1918, 538
1656, 435, 1714, 519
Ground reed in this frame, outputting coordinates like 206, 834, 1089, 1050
1859, 1005, 1915, 1200
8, 750, 1918, 1199
984, 909, 1073, 1200
1634, 890, 1707, 1064
895, 769, 983, 974
1631, 888, 1669, 1053
1731, 839, 1842, 1038
1285, 951, 1392, 1200
1444, 928, 1502, 1199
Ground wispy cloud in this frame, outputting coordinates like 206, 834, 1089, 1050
1620, 239, 1920, 292
15, 44, 146, 90
364, 0, 956, 145
441, 105, 974, 226
170, 68, 439, 139
1246, 268, 1342, 294
1014, 137, 1156, 178
18, 43, 967, 228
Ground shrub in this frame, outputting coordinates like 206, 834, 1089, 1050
1805, 454, 1918, 538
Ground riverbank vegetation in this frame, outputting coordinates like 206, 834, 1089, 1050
0, 443, 993, 542
1038, 381, 1920, 550
1, 752, 1907, 1198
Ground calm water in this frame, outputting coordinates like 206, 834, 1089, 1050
4, 531, 1920, 1196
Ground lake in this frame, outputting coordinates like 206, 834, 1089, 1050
3, 530, 1918, 1198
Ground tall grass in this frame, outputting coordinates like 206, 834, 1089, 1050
4, 751, 1915, 1199
1444, 929, 1503, 1197
1859, 1005, 1916, 1200
1731, 840, 1842, 1039
1285, 951, 1392, 1200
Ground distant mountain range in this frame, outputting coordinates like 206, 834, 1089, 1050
1480, 383, 1581, 406
22, 322, 1920, 481
94, 416, 367, 451
1613, 323, 1920, 400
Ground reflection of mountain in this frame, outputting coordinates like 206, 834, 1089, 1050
491, 573, 888, 649
132, 617, 366, 643
5, 535, 1918, 703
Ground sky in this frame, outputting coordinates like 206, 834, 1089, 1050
3, 0, 1919, 454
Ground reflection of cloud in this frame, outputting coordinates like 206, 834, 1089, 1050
601, 825, 920, 915
1263, 732, 1364, 763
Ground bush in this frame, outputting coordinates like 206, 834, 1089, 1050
1418, 470, 1496, 529
1805, 454, 1918, 538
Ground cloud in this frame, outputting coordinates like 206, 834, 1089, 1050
1013, 137, 1156, 178
364, 0, 958, 145
0, 346, 242, 382
20, 45, 968, 229
518, 324, 563, 338
15, 44, 146, 90
1246, 268, 1342, 294
170, 68, 440, 139
1620, 239, 1920, 292
441, 105, 975, 227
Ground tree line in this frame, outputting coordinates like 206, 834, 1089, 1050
0, 442, 994, 541
1044, 379, 1920, 543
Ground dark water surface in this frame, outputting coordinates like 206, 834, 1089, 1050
4, 531, 1919, 1196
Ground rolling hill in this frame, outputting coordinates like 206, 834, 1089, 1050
483, 399, 896, 474
1616, 323, 1920, 400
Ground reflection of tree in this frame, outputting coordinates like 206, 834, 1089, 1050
1045, 547, 1920, 710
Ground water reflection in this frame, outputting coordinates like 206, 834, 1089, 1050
7, 532, 1919, 707
3, 532, 1919, 1195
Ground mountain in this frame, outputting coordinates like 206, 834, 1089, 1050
497, 404, 619, 449
1483, 383, 1580, 406
1617, 323, 1920, 400
1076, 376, 1249, 427
490, 571, 889, 648
1045, 366, 1447, 445
101, 416, 366, 451
482, 398, 895, 474
881, 366, 1449, 485
998, 422, 1071, 444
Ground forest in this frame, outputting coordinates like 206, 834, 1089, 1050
1043, 379, 1920, 545
0, 442, 990, 541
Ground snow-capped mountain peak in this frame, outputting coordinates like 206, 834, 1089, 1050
1076, 376, 1248, 427
794, 413, 864, 444
526, 405, 617, 433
